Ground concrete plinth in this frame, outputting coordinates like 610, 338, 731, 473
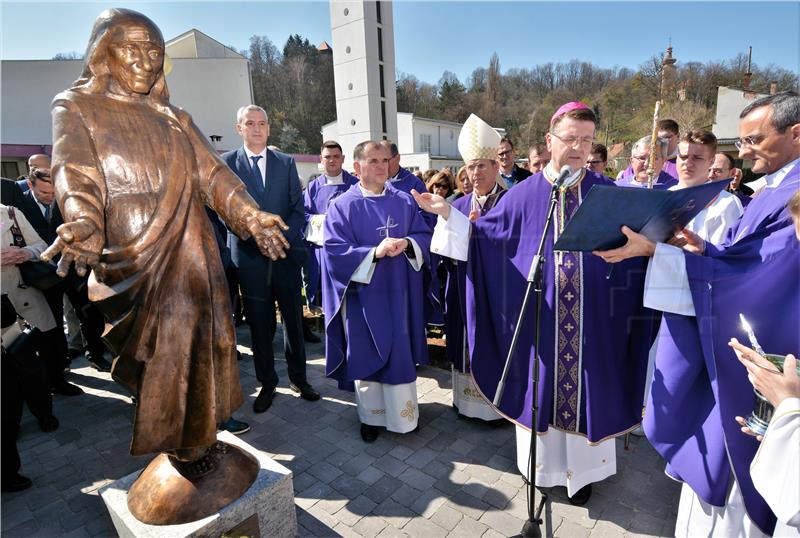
99, 431, 296, 538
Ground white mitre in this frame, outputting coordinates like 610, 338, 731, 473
458, 114, 501, 163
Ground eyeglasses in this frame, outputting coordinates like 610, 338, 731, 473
734, 131, 776, 149
497, 150, 512, 157
631, 155, 650, 163
550, 132, 595, 147
586, 160, 603, 165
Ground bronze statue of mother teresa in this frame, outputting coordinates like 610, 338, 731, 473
42, 8, 288, 525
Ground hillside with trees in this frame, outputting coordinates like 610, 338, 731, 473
242, 35, 798, 155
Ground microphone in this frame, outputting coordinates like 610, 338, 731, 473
553, 165, 572, 188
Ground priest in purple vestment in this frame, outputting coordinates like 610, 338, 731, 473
595, 90, 800, 536
322, 141, 432, 443
303, 140, 358, 309
442, 123, 507, 422
619, 119, 680, 182
617, 135, 678, 190
415, 107, 655, 505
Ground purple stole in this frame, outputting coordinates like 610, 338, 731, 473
465, 171, 654, 439
303, 171, 359, 304
644, 161, 800, 534
322, 183, 432, 391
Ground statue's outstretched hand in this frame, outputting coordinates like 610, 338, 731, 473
248, 211, 290, 260
41, 219, 105, 280
411, 189, 451, 219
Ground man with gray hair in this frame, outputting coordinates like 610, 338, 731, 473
617, 135, 677, 189
223, 104, 320, 416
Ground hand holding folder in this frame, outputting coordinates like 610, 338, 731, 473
553, 180, 731, 252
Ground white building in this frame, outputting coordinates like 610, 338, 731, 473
322, 112, 505, 173
1, 29, 252, 178
712, 85, 770, 154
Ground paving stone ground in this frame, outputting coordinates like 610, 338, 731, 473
1, 325, 680, 537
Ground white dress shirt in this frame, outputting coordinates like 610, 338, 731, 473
243, 146, 267, 187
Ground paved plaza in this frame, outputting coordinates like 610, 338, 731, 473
1, 326, 680, 537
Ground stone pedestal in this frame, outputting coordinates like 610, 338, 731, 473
99, 431, 296, 538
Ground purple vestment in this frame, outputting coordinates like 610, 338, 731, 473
390, 167, 441, 324
303, 171, 359, 305
445, 189, 508, 370
322, 183, 432, 391
644, 161, 800, 535
465, 171, 655, 440
620, 159, 678, 182
617, 170, 678, 190
662, 158, 678, 179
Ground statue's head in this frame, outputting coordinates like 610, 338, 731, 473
74, 9, 168, 103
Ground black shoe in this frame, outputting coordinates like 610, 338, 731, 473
253, 386, 276, 413
39, 415, 59, 433
568, 484, 592, 506
303, 323, 321, 343
360, 424, 379, 443
219, 417, 250, 435
289, 382, 320, 401
1, 473, 32, 492
88, 356, 112, 373
52, 381, 83, 396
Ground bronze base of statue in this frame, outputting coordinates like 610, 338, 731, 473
127, 441, 259, 525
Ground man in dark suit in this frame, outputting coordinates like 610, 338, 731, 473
18, 169, 111, 391
223, 105, 320, 413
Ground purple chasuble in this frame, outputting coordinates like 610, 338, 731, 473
445, 189, 508, 371
620, 159, 678, 182
303, 171, 359, 305
390, 167, 442, 324
644, 161, 800, 535
662, 158, 678, 179
322, 183, 432, 391
466, 171, 654, 440
617, 170, 677, 190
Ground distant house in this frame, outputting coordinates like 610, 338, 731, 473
712, 85, 770, 155
1, 29, 252, 178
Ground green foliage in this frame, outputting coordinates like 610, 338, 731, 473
243, 34, 799, 156
246, 34, 335, 152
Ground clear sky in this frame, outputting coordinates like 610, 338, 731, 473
2, 1, 798, 85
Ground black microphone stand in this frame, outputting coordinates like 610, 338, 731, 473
492, 180, 561, 537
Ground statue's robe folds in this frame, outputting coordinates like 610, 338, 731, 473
51, 90, 260, 456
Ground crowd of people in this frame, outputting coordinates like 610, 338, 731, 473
2, 67, 797, 537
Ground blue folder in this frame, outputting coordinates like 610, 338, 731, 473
553, 179, 732, 252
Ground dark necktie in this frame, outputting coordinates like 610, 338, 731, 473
43, 203, 51, 223
250, 155, 264, 188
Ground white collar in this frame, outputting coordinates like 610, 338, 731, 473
763, 156, 800, 190
358, 183, 386, 197
473, 183, 500, 208
544, 164, 583, 189
325, 172, 344, 185
244, 146, 267, 161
